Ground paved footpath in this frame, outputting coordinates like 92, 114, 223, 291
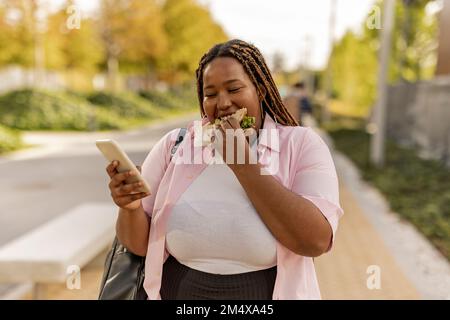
315, 129, 449, 300
315, 182, 420, 299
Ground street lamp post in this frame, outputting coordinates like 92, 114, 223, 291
436, 0, 450, 76
299, 35, 313, 93
370, 0, 396, 167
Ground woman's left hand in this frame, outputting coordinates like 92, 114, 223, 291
213, 117, 252, 165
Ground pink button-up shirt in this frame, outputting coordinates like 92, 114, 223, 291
141, 114, 343, 299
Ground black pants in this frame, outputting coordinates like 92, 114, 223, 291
160, 255, 277, 300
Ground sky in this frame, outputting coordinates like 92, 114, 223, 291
54, 0, 377, 71
198, 0, 376, 70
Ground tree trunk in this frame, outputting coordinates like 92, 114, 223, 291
107, 55, 119, 92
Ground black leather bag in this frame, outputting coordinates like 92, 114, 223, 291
98, 236, 147, 300
98, 128, 186, 300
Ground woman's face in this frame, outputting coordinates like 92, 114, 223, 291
202, 57, 263, 130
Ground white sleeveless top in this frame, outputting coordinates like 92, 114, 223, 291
165, 162, 277, 275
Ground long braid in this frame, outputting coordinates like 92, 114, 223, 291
195, 39, 299, 126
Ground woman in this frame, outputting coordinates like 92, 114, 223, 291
106, 39, 343, 300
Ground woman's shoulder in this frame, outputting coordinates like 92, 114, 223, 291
150, 128, 186, 157
160, 128, 186, 144
277, 125, 329, 153
277, 124, 310, 142
142, 127, 186, 169
155, 117, 204, 152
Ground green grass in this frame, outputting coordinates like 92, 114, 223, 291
0, 88, 199, 155
138, 90, 187, 109
0, 89, 198, 132
325, 118, 450, 260
0, 124, 23, 153
86, 91, 163, 120
0, 89, 125, 131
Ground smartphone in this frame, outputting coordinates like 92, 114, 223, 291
95, 139, 151, 194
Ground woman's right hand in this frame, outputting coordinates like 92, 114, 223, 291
106, 161, 150, 211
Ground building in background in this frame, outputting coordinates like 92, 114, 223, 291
436, 0, 450, 76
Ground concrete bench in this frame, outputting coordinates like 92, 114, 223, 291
0, 202, 117, 299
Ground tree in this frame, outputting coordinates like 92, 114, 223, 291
271, 51, 286, 75
0, 4, 16, 65
160, 0, 228, 83
271, 51, 291, 85
327, 0, 439, 116
41, 2, 104, 90
98, 0, 168, 91
116, 0, 167, 72
364, 0, 438, 82
329, 31, 377, 116
0, 0, 40, 68
45, 2, 103, 72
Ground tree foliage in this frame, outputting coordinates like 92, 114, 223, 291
0, 0, 229, 86
98, 0, 167, 72
159, 0, 228, 83
328, 0, 438, 116
0, 0, 36, 67
45, 5, 103, 72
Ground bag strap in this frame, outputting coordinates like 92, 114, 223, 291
170, 128, 187, 159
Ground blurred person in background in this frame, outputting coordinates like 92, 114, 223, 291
105, 39, 343, 300
282, 83, 301, 123
296, 82, 315, 127
283, 81, 315, 127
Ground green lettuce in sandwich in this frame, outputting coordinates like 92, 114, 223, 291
198, 108, 256, 146
213, 108, 255, 129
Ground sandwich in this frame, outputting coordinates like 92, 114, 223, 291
211, 108, 255, 130
195, 108, 256, 147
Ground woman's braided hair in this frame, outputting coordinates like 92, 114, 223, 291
195, 39, 299, 126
